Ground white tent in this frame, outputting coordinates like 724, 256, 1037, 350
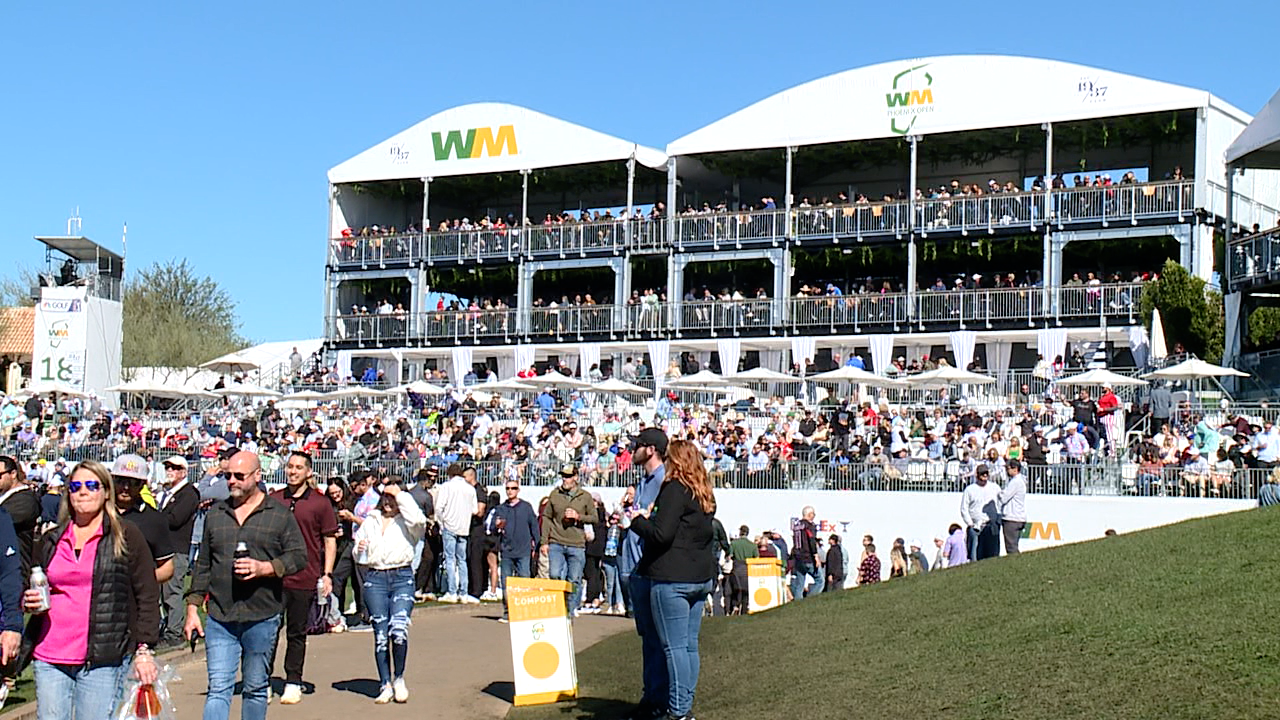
329, 386, 387, 398
673, 370, 729, 386
1143, 358, 1249, 381
212, 383, 282, 398
729, 367, 803, 385
1227, 87, 1280, 167
1056, 369, 1148, 387
534, 370, 591, 389
485, 378, 536, 393
25, 380, 87, 397
809, 366, 904, 387
1150, 309, 1168, 362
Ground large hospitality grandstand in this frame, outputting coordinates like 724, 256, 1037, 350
322, 55, 1280, 383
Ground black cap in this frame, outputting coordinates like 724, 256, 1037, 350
630, 427, 669, 457
976, 464, 990, 476
219, 446, 240, 460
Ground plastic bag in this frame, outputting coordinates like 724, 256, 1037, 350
114, 662, 180, 720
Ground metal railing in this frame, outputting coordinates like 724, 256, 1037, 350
327, 282, 1144, 345
329, 180, 1196, 268
1227, 227, 1280, 289
1207, 181, 1280, 236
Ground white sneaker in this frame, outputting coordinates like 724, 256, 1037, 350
494, 588, 503, 600
393, 678, 409, 703
267, 688, 275, 705
461, 594, 481, 605
498, 617, 509, 624
345, 601, 357, 615
0, 683, 10, 710
279, 683, 303, 705
438, 593, 458, 604
423, 592, 436, 601
374, 685, 394, 704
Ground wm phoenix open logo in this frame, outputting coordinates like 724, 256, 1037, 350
885, 64, 935, 135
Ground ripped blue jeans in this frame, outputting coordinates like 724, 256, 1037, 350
363, 566, 415, 687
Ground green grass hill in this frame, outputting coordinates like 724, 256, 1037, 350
510, 507, 1280, 720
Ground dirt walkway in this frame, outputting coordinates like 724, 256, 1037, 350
165, 604, 629, 720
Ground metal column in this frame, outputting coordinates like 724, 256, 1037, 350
906, 136, 918, 319
521, 169, 530, 225
785, 146, 794, 239
625, 153, 636, 248
421, 177, 430, 231
1042, 123, 1054, 313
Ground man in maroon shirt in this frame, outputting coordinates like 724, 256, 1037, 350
269, 451, 338, 705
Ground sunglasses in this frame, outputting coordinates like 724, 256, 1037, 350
230, 470, 258, 481
69, 480, 103, 493
505, 485, 519, 491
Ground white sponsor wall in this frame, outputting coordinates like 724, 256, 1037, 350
32, 286, 122, 408
513, 485, 1252, 580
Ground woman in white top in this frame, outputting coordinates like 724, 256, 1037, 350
353, 480, 427, 704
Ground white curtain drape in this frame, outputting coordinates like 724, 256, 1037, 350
336, 350, 353, 383
579, 343, 601, 379
450, 346, 473, 385
1127, 326, 1150, 370
647, 340, 671, 394
497, 346, 516, 381
513, 344, 536, 376
986, 341, 1014, 393
949, 331, 977, 370
869, 334, 894, 375
717, 339, 741, 376
760, 350, 785, 372
1036, 328, 1068, 365
790, 337, 816, 368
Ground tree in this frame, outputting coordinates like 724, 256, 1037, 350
122, 259, 247, 368
0, 265, 40, 307
1140, 260, 1223, 363
1248, 306, 1280, 349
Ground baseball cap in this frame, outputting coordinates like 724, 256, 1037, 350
111, 454, 150, 482
909, 539, 922, 549
629, 427, 669, 456
164, 456, 188, 469
219, 446, 240, 460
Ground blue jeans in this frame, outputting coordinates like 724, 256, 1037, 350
602, 561, 623, 607
363, 566, 415, 687
789, 560, 825, 599
442, 529, 469, 597
650, 580, 713, 717
628, 574, 668, 710
33, 660, 125, 720
547, 543, 585, 611
204, 614, 279, 720
500, 552, 531, 619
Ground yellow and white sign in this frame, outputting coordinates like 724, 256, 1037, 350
747, 557, 786, 614
506, 577, 578, 706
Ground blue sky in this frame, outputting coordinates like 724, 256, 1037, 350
4, 0, 1278, 343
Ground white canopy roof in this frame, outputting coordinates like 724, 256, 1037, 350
1227, 87, 1280, 168
668, 55, 1216, 156
329, 102, 667, 184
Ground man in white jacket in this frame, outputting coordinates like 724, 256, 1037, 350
959, 464, 1002, 562
998, 459, 1028, 555
434, 464, 480, 603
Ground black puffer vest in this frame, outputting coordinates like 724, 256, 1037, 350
31, 521, 141, 668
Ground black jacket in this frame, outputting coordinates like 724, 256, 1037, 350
1, 488, 41, 583
162, 482, 201, 548
28, 519, 160, 668
630, 480, 716, 584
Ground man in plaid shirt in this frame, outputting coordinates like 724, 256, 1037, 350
185, 452, 307, 720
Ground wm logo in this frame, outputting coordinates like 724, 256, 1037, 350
1020, 522, 1061, 541
431, 125, 518, 161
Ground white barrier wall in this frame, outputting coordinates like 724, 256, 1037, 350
515, 485, 1253, 579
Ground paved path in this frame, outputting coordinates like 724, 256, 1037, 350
165, 604, 630, 720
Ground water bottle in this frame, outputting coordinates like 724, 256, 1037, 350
316, 578, 327, 608
30, 566, 50, 613
234, 542, 249, 580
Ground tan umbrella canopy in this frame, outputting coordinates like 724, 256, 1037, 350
199, 351, 260, 375
1056, 369, 1148, 387
591, 378, 653, 396
1142, 358, 1249, 381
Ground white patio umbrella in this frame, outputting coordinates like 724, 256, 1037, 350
485, 378, 536, 394
905, 366, 996, 388
591, 378, 652, 396
329, 385, 386, 398
535, 370, 591, 389
212, 383, 283, 398
1150, 309, 1168, 362
809, 365, 905, 387
200, 351, 260, 375
282, 390, 332, 401
388, 380, 446, 396
728, 367, 803, 385
1056, 368, 1149, 387
1142, 358, 1249, 381
673, 370, 730, 386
